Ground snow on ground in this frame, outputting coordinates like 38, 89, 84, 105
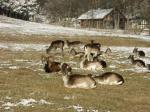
0, 42, 48, 51
1, 98, 53, 110
0, 42, 149, 73
0, 15, 150, 40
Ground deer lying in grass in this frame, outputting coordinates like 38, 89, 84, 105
69, 48, 84, 58
105, 48, 112, 54
46, 40, 64, 55
93, 72, 124, 85
93, 56, 107, 68
128, 55, 146, 67
80, 57, 107, 71
41, 55, 61, 73
66, 40, 83, 48
61, 63, 96, 89
133, 48, 145, 57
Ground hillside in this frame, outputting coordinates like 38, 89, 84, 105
0, 16, 150, 41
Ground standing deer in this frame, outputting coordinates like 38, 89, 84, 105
66, 40, 83, 48
46, 40, 64, 55
83, 40, 101, 61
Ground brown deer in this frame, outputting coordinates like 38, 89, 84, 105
128, 55, 146, 67
61, 63, 96, 89
66, 40, 83, 48
69, 48, 84, 58
133, 48, 145, 57
94, 72, 124, 85
46, 40, 64, 55
80, 57, 106, 71
105, 48, 112, 54
41, 55, 61, 73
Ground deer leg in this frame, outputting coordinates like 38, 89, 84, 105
61, 47, 64, 56
87, 53, 91, 61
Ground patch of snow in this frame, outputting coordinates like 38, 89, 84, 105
2, 102, 17, 107
87, 109, 98, 112
39, 99, 52, 105
64, 96, 75, 100
109, 65, 116, 68
144, 76, 150, 80
0, 16, 150, 41
121, 67, 149, 73
78, 8, 113, 20
5, 96, 12, 100
9, 66, 19, 69
1, 98, 52, 109
17, 98, 37, 106
0, 42, 48, 51
73, 104, 84, 112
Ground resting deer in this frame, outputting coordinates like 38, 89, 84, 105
93, 56, 107, 68
105, 48, 112, 54
46, 40, 64, 55
61, 63, 96, 89
70, 48, 84, 58
93, 72, 124, 85
41, 55, 61, 73
80, 57, 106, 71
133, 48, 145, 57
128, 55, 146, 67
66, 40, 83, 48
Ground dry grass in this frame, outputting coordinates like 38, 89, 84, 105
0, 34, 150, 112
0, 34, 150, 47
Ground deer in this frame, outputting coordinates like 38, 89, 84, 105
84, 44, 101, 61
61, 63, 96, 89
66, 40, 83, 48
93, 72, 124, 85
41, 55, 61, 73
133, 48, 145, 57
90, 40, 101, 48
128, 55, 146, 67
69, 48, 84, 58
93, 56, 107, 68
105, 48, 112, 54
46, 40, 64, 55
80, 57, 106, 71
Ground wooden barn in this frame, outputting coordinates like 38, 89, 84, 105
78, 8, 126, 29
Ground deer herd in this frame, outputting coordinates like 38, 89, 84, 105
41, 39, 149, 89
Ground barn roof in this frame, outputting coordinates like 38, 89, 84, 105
78, 8, 113, 20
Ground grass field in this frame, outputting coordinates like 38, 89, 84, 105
0, 34, 150, 112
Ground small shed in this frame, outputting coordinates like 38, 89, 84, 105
78, 8, 126, 29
